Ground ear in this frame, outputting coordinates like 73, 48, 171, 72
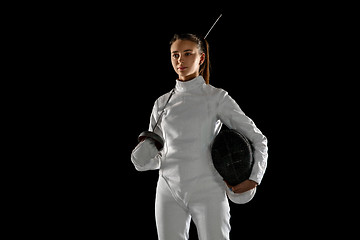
199, 52, 205, 65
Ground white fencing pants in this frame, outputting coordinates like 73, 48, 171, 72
155, 176, 231, 240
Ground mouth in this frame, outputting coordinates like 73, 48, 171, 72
178, 66, 187, 71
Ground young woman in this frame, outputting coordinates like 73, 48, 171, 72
131, 33, 268, 240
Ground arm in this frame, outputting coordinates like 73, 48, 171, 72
217, 91, 268, 185
130, 100, 163, 171
131, 138, 161, 171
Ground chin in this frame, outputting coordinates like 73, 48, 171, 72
179, 71, 194, 78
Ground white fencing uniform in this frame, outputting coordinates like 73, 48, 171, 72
131, 76, 268, 240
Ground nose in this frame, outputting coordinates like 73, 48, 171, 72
177, 55, 184, 64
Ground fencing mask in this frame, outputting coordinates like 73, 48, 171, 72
211, 128, 254, 186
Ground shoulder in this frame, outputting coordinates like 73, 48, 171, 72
203, 83, 229, 100
154, 89, 174, 107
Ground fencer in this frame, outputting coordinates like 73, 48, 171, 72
131, 34, 268, 240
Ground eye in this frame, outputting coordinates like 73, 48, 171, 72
172, 53, 179, 58
185, 52, 192, 56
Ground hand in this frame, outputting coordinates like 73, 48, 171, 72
225, 179, 258, 194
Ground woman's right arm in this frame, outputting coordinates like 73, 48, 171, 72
131, 138, 161, 171
130, 99, 162, 171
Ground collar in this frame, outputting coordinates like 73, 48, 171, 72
175, 75, 205, 92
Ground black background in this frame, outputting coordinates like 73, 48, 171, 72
23, 2, 351, 239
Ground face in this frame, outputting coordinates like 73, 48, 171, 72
170, 40, 205, 81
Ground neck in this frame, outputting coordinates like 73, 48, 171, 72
178, 72, 199, 82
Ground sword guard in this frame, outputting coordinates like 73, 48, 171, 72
138, 131, 164, 151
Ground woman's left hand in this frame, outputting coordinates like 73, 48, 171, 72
225, 179, 258, 194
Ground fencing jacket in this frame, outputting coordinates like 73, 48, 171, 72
132, 75, 268, 202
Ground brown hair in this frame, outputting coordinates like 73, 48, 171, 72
169, 33, 210, 84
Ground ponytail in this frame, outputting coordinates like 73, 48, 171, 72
199, 38, 210, 84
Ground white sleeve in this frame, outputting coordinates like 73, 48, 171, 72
148, 99, 163, 138
217, 91, 268, 184
131, 100, 162, 172
131, 139, 161, 171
